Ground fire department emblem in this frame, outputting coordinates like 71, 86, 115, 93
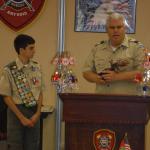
0, 0, 45, 31
93, 129, 116, 150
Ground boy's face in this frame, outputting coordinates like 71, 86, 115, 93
20, 43, 35, 60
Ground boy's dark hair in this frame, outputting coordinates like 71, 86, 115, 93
14, 34, 35, 54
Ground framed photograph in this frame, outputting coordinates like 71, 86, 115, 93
75, 0, 137, 33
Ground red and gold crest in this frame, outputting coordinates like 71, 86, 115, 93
93, 129, 116, 150
0, 0, 45, 31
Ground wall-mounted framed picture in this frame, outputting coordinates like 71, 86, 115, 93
75, 0, 137, 33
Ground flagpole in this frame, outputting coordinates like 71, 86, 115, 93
55, 0, 65, 150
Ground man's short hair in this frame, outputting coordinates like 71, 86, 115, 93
106, 12, 126, 27
14, 34, 35, 54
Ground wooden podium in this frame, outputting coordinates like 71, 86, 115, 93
59, 93, 150, 150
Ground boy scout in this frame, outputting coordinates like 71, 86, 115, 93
83, 12, 145, 94
0, 34, 44, 150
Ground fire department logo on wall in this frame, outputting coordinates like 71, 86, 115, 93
93, 129, 116, 150
0, 0, 45, 31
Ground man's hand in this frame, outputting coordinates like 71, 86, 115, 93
101, 70, 117, 82
83, 71, 106, 84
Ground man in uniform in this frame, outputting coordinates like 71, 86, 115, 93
82, 12, 145, 94
0, 34, 44, 150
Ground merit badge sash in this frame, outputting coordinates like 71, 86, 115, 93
93, 129, 116, 150
8, 61, 37, 107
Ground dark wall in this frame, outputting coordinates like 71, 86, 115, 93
0, 95, 7, 140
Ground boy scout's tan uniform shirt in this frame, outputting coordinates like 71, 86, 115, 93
0, 58, 44, 104
83, 36, 145, 95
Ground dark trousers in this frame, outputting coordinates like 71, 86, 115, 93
0, 95, 7, 141
7, 105, 40, 150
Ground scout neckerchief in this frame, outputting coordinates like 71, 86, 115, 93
8, 61, 37, 108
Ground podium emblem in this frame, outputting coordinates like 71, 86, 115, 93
93, 129, 115, 150
0, 0, 45, 31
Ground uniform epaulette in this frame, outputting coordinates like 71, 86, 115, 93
32, 60, 38, 64
129, 38, 145, 49
129, 39, 140, 43
5, 61, 16, 69
31, 60, 40, 69
94, 40, 105, 47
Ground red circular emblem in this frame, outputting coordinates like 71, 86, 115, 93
93, 129, 116, 150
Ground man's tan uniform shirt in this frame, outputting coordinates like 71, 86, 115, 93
83, 36, 145, 95
0, 58, 44, 104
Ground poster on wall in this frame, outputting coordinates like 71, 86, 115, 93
75, 0, 136, 33
0, 0, 45, 31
